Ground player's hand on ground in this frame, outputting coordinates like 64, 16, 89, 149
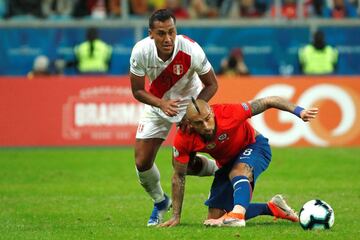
159, 217, 180, 227
160, 99, 180, 117
300, 107, 319, 122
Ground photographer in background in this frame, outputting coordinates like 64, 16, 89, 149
218, 48, 249, 76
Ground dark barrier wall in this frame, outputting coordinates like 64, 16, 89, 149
1, 26, 360, 75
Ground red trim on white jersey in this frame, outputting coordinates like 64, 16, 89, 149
181, 35, 195, 43
149, 50, 191, 98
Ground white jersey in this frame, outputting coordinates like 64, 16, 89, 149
130, 35, 212, 123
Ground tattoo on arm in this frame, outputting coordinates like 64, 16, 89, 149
250, 96, 297, 116
250, 98, 268, 116
171, 161, 188, 218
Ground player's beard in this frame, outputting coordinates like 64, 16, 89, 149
202, 129, 216, 142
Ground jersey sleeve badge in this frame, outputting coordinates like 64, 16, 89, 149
173, 147, 180, 158
241, 102, 249, 111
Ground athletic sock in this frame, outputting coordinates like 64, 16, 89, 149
231, 175, 252, 210
245, 203, 272, 220
136, 163, 165, 203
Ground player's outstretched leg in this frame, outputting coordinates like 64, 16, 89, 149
267, 194, 299, 222
147, 194, 172, 226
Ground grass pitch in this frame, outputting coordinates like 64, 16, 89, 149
0, 147, 359, 240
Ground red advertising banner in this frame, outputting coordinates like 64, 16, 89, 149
211, 76, 360, 147
0, 76, 359, 147
0, 76, 151, 146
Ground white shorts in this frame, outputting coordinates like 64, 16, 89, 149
136, 105, 184, 139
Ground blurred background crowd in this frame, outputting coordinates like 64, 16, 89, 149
1, 0, 359, 20
0, 0, 359, 77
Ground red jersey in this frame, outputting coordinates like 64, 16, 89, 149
173, 103, 256, 168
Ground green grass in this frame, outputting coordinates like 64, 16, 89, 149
0, 147, 359, 239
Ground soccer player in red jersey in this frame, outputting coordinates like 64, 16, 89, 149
129, 9, 218, 226
160, 97, 318, 227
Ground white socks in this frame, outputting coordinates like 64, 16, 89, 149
196, 154, 219, 177
136, 155, 218, 203
136, 163, 165, 203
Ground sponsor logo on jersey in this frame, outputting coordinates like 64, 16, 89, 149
218, 133, 228, 141
206, 142, 216, 149
173, 64, 183, 75
173, 147, 179, 158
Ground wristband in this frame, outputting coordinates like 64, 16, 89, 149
294, 106, 305, 118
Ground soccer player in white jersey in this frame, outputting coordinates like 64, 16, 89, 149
129, 9, 218, 226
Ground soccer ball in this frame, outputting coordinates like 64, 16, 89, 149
299, 199, 335, 230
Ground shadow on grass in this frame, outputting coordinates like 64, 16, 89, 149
151, 220, 297, 229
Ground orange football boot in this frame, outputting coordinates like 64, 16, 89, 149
267, 194, 299, 222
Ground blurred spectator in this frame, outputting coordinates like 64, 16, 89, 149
270, 0, 304, 19
0, 0, 6, 18
298, 30, 338, 75
6, 0, 44, 19
149, 0, 166, 11
91, 0, 107, 19
108, 0, 121, 17
254, 0, 270, 15
322, 0, 358, 18
207, 0, 233, 17
73, 27, 113, 74
189, 0, 220, 18
306, 0, 325, 17
218, 48, 249, 76
129, 0, 149, 16
72, 0, 114, 18
42, 0, 74, 19
72, 0, 92, 18
166, 0, 189, 19
239, 0, 264, 17
27, 55, 51, 79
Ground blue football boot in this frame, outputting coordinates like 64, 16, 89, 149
147, 194, 172, 226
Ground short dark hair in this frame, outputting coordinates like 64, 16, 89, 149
149, 9, 176, 29
313, 30, 325, 50
86, 27, 98, 41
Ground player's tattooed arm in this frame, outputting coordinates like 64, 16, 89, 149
171, 160, 187, 219
249, 98, 268, 116
250, 96, 297, 116
160, 160, 188, 227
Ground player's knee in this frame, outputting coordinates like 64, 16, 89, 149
135, 155, 153, 172
229, 163, 253, 181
